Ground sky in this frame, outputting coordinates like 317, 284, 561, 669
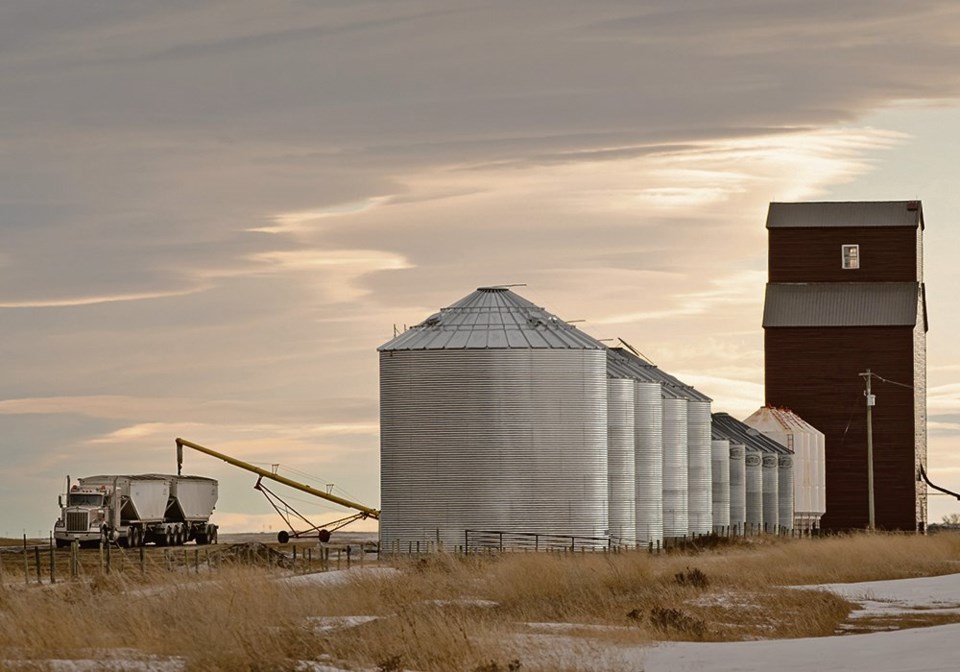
2, 0, 960, 536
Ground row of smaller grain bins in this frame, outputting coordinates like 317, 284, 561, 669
742, 407, 827, 531
606, 347, 714, 546
378, 287, 825, 551
710, 411, 826, 534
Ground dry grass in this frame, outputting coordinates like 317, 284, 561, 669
0, 533, 958, 671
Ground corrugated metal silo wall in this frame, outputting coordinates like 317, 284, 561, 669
711, 439, 730, 530
745, 451, 762, 529
634, 382, 664, 547
790, 428, 814, 527
761, 454, 780, 531
728, 444, 746, 530
914, 308, 927, 528
686, 401, 712, 535
661, 398, 688, 538
607, 379, 636, 546
778, 455, 794, 531
380, 349, 608, 550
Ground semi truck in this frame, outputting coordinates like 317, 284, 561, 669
54, 474, 218, 548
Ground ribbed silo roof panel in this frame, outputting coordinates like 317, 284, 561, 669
607, 348, 711, 401
379, 287, 605, 351
712, 413, 792, 455
606, 349, 685, 399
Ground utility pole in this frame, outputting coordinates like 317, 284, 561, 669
860, 369, 876, 530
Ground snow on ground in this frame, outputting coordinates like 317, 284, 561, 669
0, 653, 185, 671
805, 572, 960, 618
278, 566, 398, 586
636, 572, 960, 672
638, 622, 960, 672
303, 615, 380, 633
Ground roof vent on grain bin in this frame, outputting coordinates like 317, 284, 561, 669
378, 287, 609, 554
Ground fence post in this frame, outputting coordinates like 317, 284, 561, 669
195, 548, 200, 574
0, 546, 4, 585
140, 546, 145, 575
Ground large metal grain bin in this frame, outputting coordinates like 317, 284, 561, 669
633, 382, 663, 547
761, 454, 780, 531
685, 400, 713, 536
743, 407, 825, 530
711, 438, 730, 532
778, 455, 795, 532
607, 379, 636, 546
661, 397, 689, 539
728, 442, 746, 533
745, 450, 763, 531
379, 287, 609, 551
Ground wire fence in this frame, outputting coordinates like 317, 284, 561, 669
0, 536, 375, 588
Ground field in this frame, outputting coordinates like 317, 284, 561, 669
1, 532, 959, 671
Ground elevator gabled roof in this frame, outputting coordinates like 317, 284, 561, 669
607, 348, 712, 402
766, 201, 924, 230
378, 287, 606, 351
712, 413, 792, 455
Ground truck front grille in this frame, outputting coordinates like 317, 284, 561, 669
66, 511, 89, 532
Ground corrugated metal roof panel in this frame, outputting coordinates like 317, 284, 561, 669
766, 201, 923, 229
606, 348, 711, 401
712, 413, 792, 454
763, 282, 920, 327
379, 287, 606, 351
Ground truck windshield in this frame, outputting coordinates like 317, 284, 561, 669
67, 493, 103, 506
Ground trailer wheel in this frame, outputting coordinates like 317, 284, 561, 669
165, 527, 173, 546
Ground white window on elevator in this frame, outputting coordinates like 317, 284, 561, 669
842, 244, 860, 269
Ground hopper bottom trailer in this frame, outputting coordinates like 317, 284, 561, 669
54, 474, 218, 548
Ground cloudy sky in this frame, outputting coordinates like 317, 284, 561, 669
2, 1, 960, 536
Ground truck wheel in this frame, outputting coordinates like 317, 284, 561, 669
56, 539, 69, 549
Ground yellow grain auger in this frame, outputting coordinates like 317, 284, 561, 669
176, 438, 379, 543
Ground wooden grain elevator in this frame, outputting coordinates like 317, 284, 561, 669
763, 201, 927, 531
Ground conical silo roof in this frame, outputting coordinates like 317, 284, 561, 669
379, 287, 605, 351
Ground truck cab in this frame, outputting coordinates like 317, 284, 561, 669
54, 484, 112, 547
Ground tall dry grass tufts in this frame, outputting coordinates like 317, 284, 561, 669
0, 533, 958, 671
